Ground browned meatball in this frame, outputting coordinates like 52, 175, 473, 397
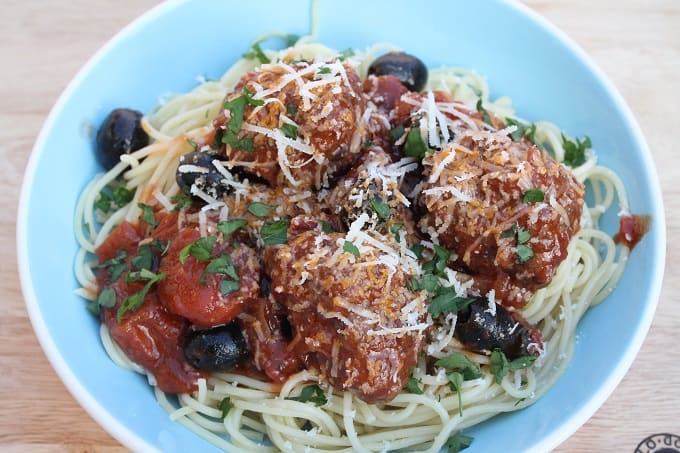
265, 217, 427, 403
419, 129, 584, 307
327, 147, 419, 243
213, 59, 366, 190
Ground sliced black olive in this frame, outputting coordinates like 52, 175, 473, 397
184, 321, 248, 372
176, 150, 230, 199
454, 297, 540, 360
95, 108, 149, 170
368, 51, 428, 92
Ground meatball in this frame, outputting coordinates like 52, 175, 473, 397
327, 147, 418, 243
265, 217, 427, 403
157, 226, 261, 327
213, 59, 366, 190
419, 129, 584, 306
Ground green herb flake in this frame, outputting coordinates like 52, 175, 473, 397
403, 128, 429, 158
113, 186, 133, 207
98, 250, 127, 282
406, 376, 424, 395
476, 98, 492, 125
435, 352, 482, 381
516, 244, 534, 263
242, 41, 269, 64
186, 137, 199, 150
97, 287, 117, 308
171, 193, 192, 211
389, 222, 404, 240
220, 279, 240, 296
429, 288, 476, 317
338, 48, 355, 61
116, 271, 165, 323
286, 384, 327, 406
201, 254, 239, 286
504, 118, 537, 143
445, 433, 474, 453
286, 103, 298, 116
422, 244, 451, 277
447, 371, 465, 416
370, 197, 391, 221
219, 397, 232, 418
137, 203, 158, 228
247, 202, 276, 218
317, 67, 332, 75
343, 240, 360, 258
261, 219, 288, 245
562, 133, 591, 167
217, 218, 248, 236
94, 193, 112, 213
221, 89, 264, 151
522, 189, 544, 203
280, 123, 298, 140
408, 273, 440, 293
179, 236, 216, 264
131, 244, 153, 271
410, 243, 425, 259
321, 220, 335, 234
489, 350, 537, 384
389, 125, 405, 142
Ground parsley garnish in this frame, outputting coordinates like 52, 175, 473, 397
137, 203, 158, 228
435, 352, 482, 381
338, 48, 355, 61
220, 279, 240, 295
260, 219, 288, 245
201, 254, 239, 287
317, 67, 332, 75
389, 125, 405, 142
448, 371, 465, 416
221, 89, 264, 152
429, 288, 476, 317
117, 270, 165, 323
343, 240, 360, 258
505, 118, 537, 143
562, 133, 591, 167
389, 222, 404, 240
95, 184, 133, 213
97, 287, 117, 309
406, 375, 424, 395
286, 384, 327, 406
321, 220, 335, 234
186, 137, 198, 150
408, 273, 440, 292
247, 202, 276, 217
280, 123, 298, 139
522, 189, 544, 203
219, 397, 232, 418
179, 236, 216, 264
286, 103, 297, 116
489, 350, 537, 384
501, 224, 534, 263
98, 250, 127, 282
404, 128, 430, 158
410, 243, 425, 259
476, 98, 492, 125
217, 218, 248, 236
242, 41, 269, 64
171, 193, 192, 211
131, 244, 153, 271
370, 197, 390, 221
422, 244, 451, 277
445, 433, 474, 452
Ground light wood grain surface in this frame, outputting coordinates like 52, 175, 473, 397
2, 1, 677, 451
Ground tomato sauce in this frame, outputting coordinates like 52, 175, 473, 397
614, 214, 650, 250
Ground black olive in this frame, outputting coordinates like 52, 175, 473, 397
176, 150, 230, 199
95, 108, 149, 170
368, 51, 428, 92
184, 322, 248, 372
454, 297, 538, 360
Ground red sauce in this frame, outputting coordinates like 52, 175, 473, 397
614, 214, 650, 250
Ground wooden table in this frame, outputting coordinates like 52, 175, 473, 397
2, 1, 677, 451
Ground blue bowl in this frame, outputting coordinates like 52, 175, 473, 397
17, 0, 665, 451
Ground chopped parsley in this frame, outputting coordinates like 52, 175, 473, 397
522, 188, 544, 203
408, 273, 440, 292
410, 243, 425, 259
501, 224, 534, 263
476, 98, 492, 125
260, 219, 288, 245
171, 193, 192, 211
435, 352, 481, 381
116, 270, 165, 323
219, 397, 232, 418
421, 244, 451, 278
343, 240, 360, 258
338, 48, 355, 60
95, 184, 133, 214
201, 254, 239, 286
448, 371, 465, 416
406, 375, 424, 395
320, 220, 335, 234
98, 250, 127, 282
429, 288, 476, 317
286, 384, 327, 406
179, 236, 216, 264
97, 287, 117, 309
280, 123, 298, 140
389, 125, 405, 142
247, 201, 276, 217
505, 117, 537, 143
389, 222, 404, 240
403, 128, 430, 158
445, 433, 474, 452
489, 349, 537, 384
217, 218, 248, 236
220, 89, 264, 152
286, 103, 298, 116
242, 41, 269, 64
317, 67, 332, 75
137, 203, 158, 228
370, 197, 391, 221
562, 133, 591, 167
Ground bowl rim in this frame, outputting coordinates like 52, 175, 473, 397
16, 0, 666, 452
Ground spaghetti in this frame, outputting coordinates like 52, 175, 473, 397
75, 39, 632, 453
